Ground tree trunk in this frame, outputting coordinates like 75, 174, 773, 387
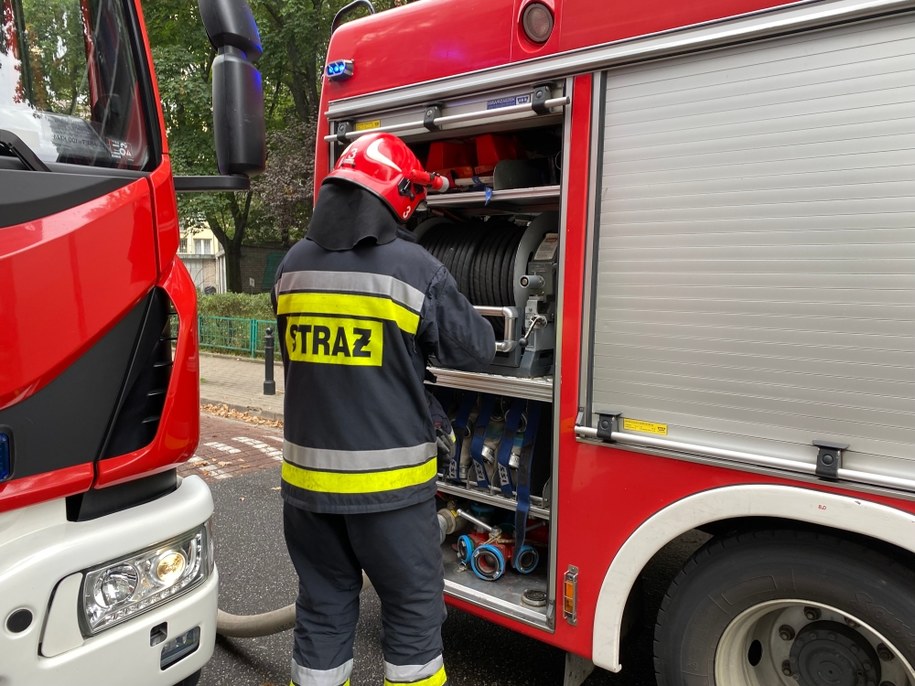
224, 241, 244, 292
206, 191, 253, 293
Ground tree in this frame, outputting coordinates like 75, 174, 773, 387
145, 0, 403, 291
144, 0, 258, 291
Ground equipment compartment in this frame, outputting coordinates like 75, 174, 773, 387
432, 391, 551, 503
416, 126, 563, 196
430, 388, 554, 625
438, 494, 551, 626
403, 117, 564, 624
405, 123, 563, 379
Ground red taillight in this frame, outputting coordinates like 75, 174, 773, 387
521, 2, 554, 44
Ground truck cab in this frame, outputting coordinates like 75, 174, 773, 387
0, 1, 263, 683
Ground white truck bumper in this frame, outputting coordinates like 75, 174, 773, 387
0, 475, 217, 686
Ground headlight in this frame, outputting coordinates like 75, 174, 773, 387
80, 524, 212, 635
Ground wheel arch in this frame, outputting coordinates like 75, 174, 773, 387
591, 484, 915, 673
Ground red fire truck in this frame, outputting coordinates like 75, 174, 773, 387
318, 1, 915, 684
0, 0, 263, 684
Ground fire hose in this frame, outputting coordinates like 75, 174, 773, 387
216, 605, 296, 638
215, 506, 467, 638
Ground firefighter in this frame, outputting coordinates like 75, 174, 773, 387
272, 132, 495, 686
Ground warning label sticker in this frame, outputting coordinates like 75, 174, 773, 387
355, 120, 381, 131
533, 233, 559, 261
486, 93, 531, 110
621, 418, 669, 436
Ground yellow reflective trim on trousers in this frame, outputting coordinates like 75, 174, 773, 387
384, 665, 447, 686
282, 457, 437, 494
277, 292, 419, 334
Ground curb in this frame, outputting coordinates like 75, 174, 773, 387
200, 398, 285, 424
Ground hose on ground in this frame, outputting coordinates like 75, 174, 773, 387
216, 604, 296, 638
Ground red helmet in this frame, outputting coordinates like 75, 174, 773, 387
325, 132, 449, 222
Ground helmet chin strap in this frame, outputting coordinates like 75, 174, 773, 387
397, 177, 417, 199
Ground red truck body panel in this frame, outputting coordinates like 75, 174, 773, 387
317, 0, 915, 665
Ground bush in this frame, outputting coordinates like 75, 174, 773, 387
198, 292, 274, 320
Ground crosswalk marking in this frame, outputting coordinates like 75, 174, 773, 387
181, 429, 283, 480
232, 436, 283, 460
204, 441, 242, 454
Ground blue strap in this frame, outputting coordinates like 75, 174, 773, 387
470, 394, 496, 488
513, 401, 542, 563
496, 399, 525, 496
447, 393, 476, 482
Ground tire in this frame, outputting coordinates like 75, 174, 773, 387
171, 669, 202, 686
654, 529, 915, 686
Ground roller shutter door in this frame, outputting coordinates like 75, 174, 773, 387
589, 13, 915, 480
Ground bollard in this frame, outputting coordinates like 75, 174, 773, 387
263, 326, 276, 395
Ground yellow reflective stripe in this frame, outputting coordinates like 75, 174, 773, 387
277, 292, 419, 334
384, 665, 447, 686
282, 457, 437, 494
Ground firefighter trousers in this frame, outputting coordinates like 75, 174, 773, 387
283, 498, 448, 686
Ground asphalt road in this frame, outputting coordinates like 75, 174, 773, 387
190, 414, 704, 686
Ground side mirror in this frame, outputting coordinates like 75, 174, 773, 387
198, 0, 265, 178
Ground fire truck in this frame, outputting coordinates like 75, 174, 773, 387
318, 1, 915, 684
0, 0, 263, 684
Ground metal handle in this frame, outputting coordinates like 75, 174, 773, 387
324, 96, 570, 143
456, 508, 492, 531
474, 305, 518, 353
519, 315, 547, 348
574, 422, 915, 494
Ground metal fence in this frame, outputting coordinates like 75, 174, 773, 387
198, 316, 277, 358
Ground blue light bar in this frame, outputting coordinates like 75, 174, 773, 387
326, 59, 354, 81
0, 431, 10, 481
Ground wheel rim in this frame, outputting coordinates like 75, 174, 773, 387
715, 599, 915, 686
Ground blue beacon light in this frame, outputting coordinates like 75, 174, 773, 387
0, 431, 11, 482
326, 59, 354, 81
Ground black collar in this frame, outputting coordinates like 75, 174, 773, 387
306, 182, 400, 251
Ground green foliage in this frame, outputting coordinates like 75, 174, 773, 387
144, 0, 407, 290
198, 292, 275, 320
19, 0, 89, 116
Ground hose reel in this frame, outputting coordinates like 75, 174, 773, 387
418, 213, 558, 376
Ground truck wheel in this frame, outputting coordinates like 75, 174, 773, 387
654, 529, 915, 686
171, 670, 201, 686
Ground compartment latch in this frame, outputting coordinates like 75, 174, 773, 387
531, 84, 553, 114
595, 413, 620, 442
335, 120, 354, 143
813, 440, 848, 481
423, 103, 443, 130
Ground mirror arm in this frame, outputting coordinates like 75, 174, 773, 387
174, 175, 251, 193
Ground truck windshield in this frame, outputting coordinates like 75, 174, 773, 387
0, 0, 152, 170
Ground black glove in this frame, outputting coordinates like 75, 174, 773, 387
427, 391, 455, 462
435, 426, 456, 461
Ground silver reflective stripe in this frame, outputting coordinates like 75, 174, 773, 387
291, 657, 352, 686
285, 439, 437, 472
384, 655, 444, 683
276, 270, 425, 314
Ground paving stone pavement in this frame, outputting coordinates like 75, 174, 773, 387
181, 414, 284, 481
198, 352, 285, 421
179, 353, 287, 482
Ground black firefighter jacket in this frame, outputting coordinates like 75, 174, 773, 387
272, 183, 496, 513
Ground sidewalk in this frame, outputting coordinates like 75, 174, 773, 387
198, 352, 284, 421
